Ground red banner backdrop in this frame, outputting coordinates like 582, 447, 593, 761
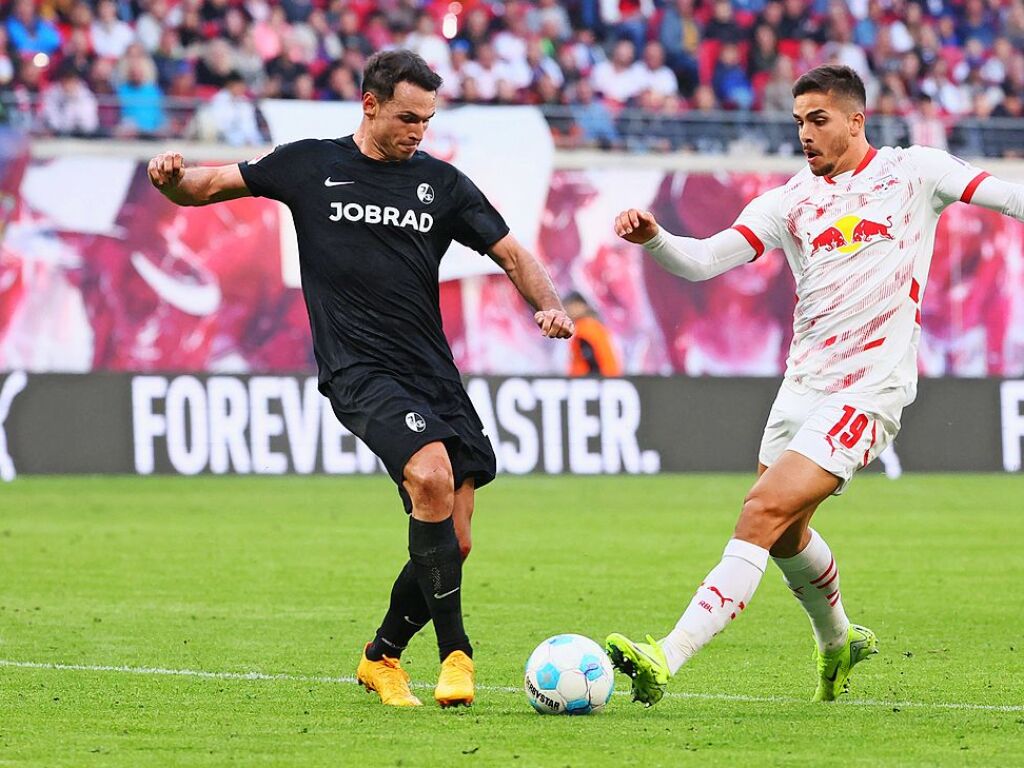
2, 154, 1022, 377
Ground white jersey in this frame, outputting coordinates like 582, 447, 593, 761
733, 145, 990, 396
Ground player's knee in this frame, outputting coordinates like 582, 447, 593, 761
737, 492, 796, 546
404, 461, 454, 510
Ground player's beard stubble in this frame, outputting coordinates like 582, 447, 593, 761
810, 131, 851, 178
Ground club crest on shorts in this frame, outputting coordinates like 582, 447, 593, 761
405, 412, 426, 432
416, 183, 434, 204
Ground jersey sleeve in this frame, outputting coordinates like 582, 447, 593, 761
238, 139, 320, 204
449, 170, 511, 254
729, 186, 785, 260
909, 145, 992, 213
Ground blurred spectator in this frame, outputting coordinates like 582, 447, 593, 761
41, 66, 99, 136
564, 291, 623, 377
871, 88, 910, 147
405, 12, 451, 76
528, 0, 572, 43
337, 8, 374, 58
116, 48, 166, 136
958, 0, 998, 48
152, 27, 187, 90
1005, 1, 1024, 50
992, 88, 1024, 119
525, 38, 564, 90
320, 61, 360, 101
604, 0, 655, 52
251, 5, 288, 61
590, 39, 645, 103
6, 0, 62, 56
570, 80, 621, 148
60, 27, 97, 81
659, 0, 700, 95
235, 29, 267, 93
762, 55, 795, 112
281, 0, 314, 25
137, 0, 173, 53
462, 42, 514, 102
454, 7, 492, 57
196, 38, 237, 90
638, 41, 679, 97
713, 43, 754, 109
704, 0, 746, 44
907, 94, 947, 150
91, 0, 136, 60
748, 24, 778, 78
921, 58, 969, 116
0, 27, 14, 88
197, 70, 262, 145
779, 0, 819, 42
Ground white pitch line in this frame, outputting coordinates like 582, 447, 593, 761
1, 659, 1021, 713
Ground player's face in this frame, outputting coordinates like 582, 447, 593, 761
369, 81, 437, 161
792, 91, 864, 177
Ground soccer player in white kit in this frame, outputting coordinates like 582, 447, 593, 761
605, 64, 1024, 704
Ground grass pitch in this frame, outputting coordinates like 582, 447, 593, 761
1, 474, 1023, 767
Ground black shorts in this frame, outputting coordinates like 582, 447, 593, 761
323, 366, 497, 512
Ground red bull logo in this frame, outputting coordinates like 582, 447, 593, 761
808, 214, 895, 256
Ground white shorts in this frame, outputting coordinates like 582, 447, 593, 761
758, 380, 908, 495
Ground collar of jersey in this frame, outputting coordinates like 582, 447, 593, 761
822, 146, 877, 185
342, 134, 419, 166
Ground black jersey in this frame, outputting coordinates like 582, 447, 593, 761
238, 136, 510, 386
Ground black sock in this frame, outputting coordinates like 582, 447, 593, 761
408, 516, 472, 662
366, 560, 431, 661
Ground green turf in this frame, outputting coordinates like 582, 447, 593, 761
1, 474, 1023, 767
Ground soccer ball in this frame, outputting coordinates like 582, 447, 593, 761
523, 634, 615, 715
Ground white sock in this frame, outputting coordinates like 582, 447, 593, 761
659, 538, 769, 675
772, 528, 851, 653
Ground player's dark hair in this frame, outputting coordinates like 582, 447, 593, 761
792, 64, 866, 110
362, 50, 443, 102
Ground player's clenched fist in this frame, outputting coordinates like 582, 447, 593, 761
615, 208, 660, 244
148, 151, 185, 189
534, 309, 574, 339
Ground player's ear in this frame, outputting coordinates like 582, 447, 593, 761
849, 109, 865, 137
362, 91, 378, 118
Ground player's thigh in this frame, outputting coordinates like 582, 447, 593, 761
324, 369, 458, 500
735, 450, 840, 548
757, 381, 820, 470
433, 378, 497, 493
787, 390, 903, 495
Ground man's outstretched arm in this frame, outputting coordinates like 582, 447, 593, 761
148, 151, 252, 207
962, 174, 1024, 221
488, 234, 574, 339
615, 208, 761, 282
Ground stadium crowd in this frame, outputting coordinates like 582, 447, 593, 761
2, 0, 1024, 151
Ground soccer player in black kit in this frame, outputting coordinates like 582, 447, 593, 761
148, 50, 574, 708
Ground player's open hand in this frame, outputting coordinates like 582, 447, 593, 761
614, 209, 660, 244
148, 151, 186, 189
535, 309, 574, 339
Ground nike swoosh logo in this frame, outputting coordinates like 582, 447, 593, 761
130, 251, 221, 316
825, 665, 840, 683
324, 178, 355, 187
433, 587, 460, 599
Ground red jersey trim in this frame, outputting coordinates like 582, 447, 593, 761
960, 172, 991, 204
823, 146, 877, 184
732, 225, 766, 261
853, 146, 878, 176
